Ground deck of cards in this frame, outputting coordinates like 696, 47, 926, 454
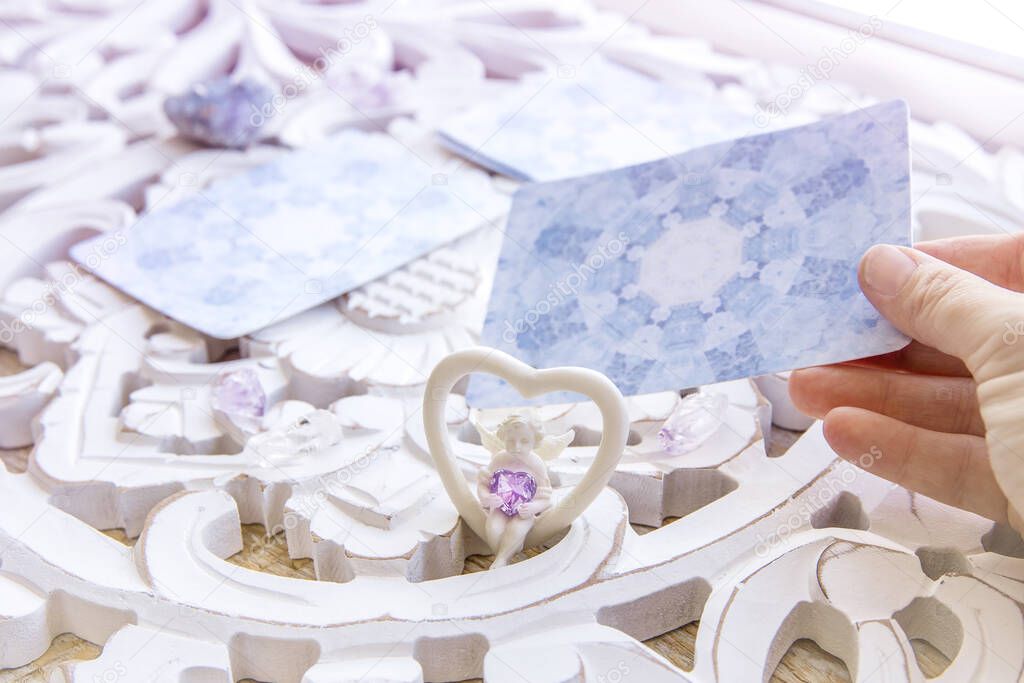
71, 61, 911, 401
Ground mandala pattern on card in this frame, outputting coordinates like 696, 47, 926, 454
473, 101, 911, 406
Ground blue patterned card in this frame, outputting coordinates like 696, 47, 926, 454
438, 57, 751, 181
70, 130, 508, 339
470, 101, 912, 407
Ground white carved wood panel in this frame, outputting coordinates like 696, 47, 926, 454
1, 1, 1023, 681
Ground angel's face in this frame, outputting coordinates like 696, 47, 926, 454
503, 422, 535, 458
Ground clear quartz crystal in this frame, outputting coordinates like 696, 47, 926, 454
249, 409, 343, 464
657, 391, 729, 455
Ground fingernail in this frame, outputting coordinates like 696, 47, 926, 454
862, 244, 917, 296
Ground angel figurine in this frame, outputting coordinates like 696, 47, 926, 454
473, 411, 574, 568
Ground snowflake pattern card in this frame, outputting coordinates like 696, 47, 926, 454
470, 101, 912, 407
70, 130, 508, 339
438, 56, 752, 181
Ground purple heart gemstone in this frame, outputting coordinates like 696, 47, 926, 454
489, 469, 537, 517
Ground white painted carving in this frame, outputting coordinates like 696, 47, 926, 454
0, 1, 1022, 681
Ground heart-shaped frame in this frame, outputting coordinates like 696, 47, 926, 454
423, 346, 629, 551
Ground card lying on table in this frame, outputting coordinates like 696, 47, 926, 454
438, 57, 751, 181
70, 130, 508, 339
470, 101, 912, 407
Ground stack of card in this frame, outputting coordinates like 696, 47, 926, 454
70, 58, 911, 405
439, 57, 753, 181
71, 130, 508, 339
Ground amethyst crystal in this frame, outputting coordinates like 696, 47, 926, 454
211, 368, 266, 433
489, 469, 537, 517
658, 391, 729, 455
163, 77, 274, 148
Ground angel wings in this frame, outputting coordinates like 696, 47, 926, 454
471, 412, 575, 462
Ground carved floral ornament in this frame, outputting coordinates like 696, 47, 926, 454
0, 1, 1023, 681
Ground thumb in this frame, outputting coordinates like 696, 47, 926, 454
859, 244, 1021, 379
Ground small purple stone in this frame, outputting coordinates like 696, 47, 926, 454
489, 468, 537, 517
657, 391, 729, 455
163, 77, 274, 149
211, 368, 266, 421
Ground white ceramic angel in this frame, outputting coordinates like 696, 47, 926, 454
473, 412, 574, 568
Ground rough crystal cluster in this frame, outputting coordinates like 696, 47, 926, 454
657, 391, 729, 455
163, 77, 274, 148
210, 368, 266, 437
249, 409, 343, 464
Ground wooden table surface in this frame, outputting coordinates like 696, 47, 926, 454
0, 352, 945, 682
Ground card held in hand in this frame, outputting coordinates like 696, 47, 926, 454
470, 101, 912, 407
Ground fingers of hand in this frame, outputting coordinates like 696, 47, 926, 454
790, 365, 983, 436
859, 245, 1021, 376
822, 406, 1007, 524
848, 340, 969, 377
916, 233, 1024, 292
972, 375, 1024, 535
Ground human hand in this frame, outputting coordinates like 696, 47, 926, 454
789, 235, 1024, 531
